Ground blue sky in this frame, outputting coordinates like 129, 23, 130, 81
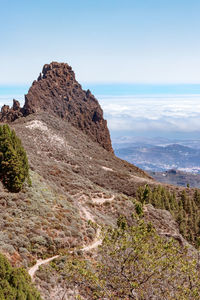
1, 0, 200, 85
1, 0, 200, 141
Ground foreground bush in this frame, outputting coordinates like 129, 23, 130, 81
0, 124, 30, 192
0, 253, 41, 299
61, 217, 200, 299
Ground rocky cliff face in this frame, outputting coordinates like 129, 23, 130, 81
0, 62, 113, 152
0, 100, 23, 122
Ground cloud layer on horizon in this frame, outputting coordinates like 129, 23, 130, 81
1, 94, 200, 139
98, 95, 200, 136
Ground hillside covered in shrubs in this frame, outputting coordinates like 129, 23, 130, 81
0, 63, 200, 299
49, 217, 200, 299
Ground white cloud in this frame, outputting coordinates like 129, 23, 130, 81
98, 94, 200, 133
1, 93, 200, 137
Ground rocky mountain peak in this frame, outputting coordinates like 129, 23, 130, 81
0, 62, 113, 152
0, 99, 23, 122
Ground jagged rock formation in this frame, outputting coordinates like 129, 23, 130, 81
0, 100, 23, 122
0, 62, 113, 152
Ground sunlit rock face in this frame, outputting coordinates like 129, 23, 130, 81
0, 62, 113, 152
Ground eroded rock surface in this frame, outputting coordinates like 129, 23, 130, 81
0, 100, 23, 122
0, 62, 113, 152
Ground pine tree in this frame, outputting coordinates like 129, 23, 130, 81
0, 124, 30, 192
143, 184, 151, 203
194, 189, 200, 207
0, 253, 41, 299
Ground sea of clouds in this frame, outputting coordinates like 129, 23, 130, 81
1, 93, 200, 140
98, 94, 200, 138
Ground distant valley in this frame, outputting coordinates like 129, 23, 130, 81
114, 137, 200, 188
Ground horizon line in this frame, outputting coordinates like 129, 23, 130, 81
2, 83, 200, 98
2, 82, 200, 87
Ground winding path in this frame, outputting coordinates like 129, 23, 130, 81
28, 233, 102, 280
92, 195, 114, 204
28, 192, 115, 279
28, 255, 59, 279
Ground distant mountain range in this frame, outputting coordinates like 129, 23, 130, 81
114, 139, 200, 174
113, 136, 200, 150
114, 138, 200, 187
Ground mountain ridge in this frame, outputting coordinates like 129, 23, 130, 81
0, 62, 113, 152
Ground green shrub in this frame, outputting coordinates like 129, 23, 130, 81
0, 124, 30, 192
135, 201, 143, 216
0, 253, 41, 299
63, 218, 200, 299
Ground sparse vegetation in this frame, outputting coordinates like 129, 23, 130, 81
0, 124, 30, 192
0, 171, 96, 262
1, 114, 200, 299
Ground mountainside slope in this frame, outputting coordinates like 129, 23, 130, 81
0, 62, 199, 299
1, 112, 197, 299
0, 112, 152, 266
0, 114, 197, 299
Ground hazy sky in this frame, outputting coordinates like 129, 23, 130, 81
99, 94, 200, 139
1, 0, 200, 84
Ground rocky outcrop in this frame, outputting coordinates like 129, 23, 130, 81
0, 62, 113, 152
0, 100, 23, 122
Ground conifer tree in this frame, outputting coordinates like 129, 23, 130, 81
0, 124, 30, 192
0, 253, 41, 299
143, 184, 151, 203
194, 189, 200, 207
